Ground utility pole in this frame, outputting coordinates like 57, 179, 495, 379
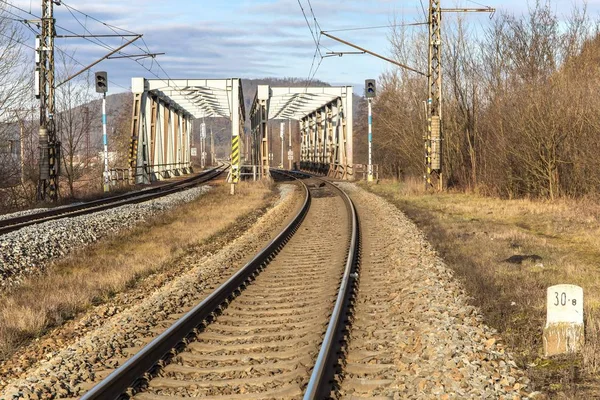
426, 0, 443, 191
36, 0, 60, 201
425, 0, 495, 191
321, 5, 492, 191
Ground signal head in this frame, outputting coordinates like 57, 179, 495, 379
365, 79, 376, 98
95, 71, 108, 94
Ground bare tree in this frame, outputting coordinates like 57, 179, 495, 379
55, 51, 99, 198
373, 1, 600, 199
0, 4, 36, 211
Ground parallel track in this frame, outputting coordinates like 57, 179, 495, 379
0, 164, 228, 236
80, 171, 360, 400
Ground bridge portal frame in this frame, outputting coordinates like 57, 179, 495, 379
130, 78, 245, 185
250, 85, 353, 180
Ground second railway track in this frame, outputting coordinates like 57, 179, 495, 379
80, 172, 360, 400
0, 164, 228, 236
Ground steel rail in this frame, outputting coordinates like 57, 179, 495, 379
80, 171, 311, 400
0, 165, 228, 236
302, 173, 360, 400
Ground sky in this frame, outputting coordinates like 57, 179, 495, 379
9, 0, 600, 93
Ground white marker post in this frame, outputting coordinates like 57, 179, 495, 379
288, 119, 292, 170
280, 122, 284, 169
200, 122, 206, 169
367, 98, 373, 182
543, 284, 584, 356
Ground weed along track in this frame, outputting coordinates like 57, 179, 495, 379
80, 174, 360, 399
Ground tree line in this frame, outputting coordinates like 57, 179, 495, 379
0, 4, 132, 211
371, 1, 600, 199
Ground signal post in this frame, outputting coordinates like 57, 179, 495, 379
95, 72, 109, 192
365, 79, 376, 182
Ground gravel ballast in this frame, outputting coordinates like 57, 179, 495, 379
0, 186, 211, 291
0, 184, 300, 399
337, 182, 533, 399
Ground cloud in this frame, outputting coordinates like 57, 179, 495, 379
12, 0, 575, 97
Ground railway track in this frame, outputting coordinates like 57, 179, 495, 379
0, 164, 228, 236
79, 172, 359, 400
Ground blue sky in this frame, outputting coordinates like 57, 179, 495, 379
11, 0, 600, 92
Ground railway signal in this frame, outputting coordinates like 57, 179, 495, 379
365, 79, 376, 182
365, 79, 376, 98
95, 71, 108, 93
96, 71, 110, 192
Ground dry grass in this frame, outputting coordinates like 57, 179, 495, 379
363, 180, 600, 398
0, 181, 275, 359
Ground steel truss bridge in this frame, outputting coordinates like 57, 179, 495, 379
129, 78, 354, 185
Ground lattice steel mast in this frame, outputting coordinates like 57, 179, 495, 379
426, 0, 442, 191
425, 0, 494, 191
36, 0, 60, 201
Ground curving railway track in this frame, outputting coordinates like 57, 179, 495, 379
0, 164, 228, 236
79, 172, 360, 400
1, 172, 532, 399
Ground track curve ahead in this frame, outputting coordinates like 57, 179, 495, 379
80, 171, 359, 400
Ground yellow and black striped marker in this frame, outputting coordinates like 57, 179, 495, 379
231, 135, 240, 184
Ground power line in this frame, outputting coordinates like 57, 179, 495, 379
0, 29, 35, 51
0, 0, 148, 62
0, 0, 158, 90
0, 22, 129, 91
306, 0, 321, 33
308, 54, 324, 85
324, 22, 428, 33
60, 1, 151, 57
297, 0, 328, 88
297, 0, 321, 56
56, 1, 173, 86
306, 45, 320, 84
1, 0, 200, 107
0, 0, 39, 19
466, 0, 494, 8
419, 0, 428, 20
59, 1, 138, 36
60, 5, 117, 53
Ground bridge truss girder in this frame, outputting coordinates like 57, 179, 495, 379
130, 78, 245, 184
250, 86, 353, 180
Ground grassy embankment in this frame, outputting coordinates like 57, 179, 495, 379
0, 181, 276, 360
363, 179, 600, 398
